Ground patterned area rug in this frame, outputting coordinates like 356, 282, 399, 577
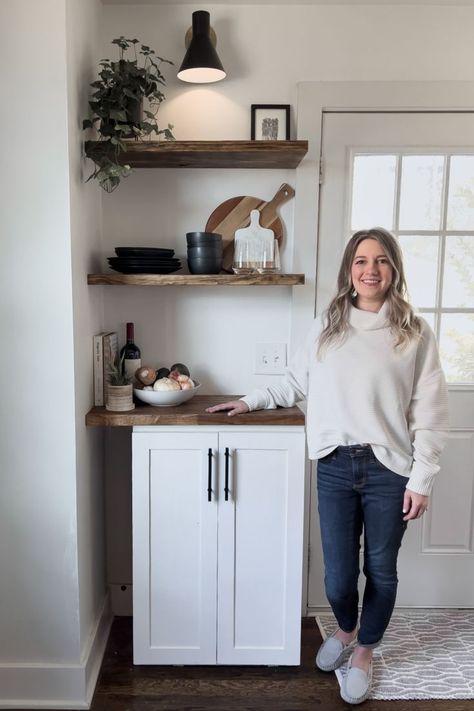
316, 610, 474, 699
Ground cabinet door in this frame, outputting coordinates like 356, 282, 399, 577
217, 431, 306, 665
132, 431, 218, 664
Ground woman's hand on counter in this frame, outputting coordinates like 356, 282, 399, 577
205, 400, 250, 417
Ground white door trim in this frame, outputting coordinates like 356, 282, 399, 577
293, 81, 474, 615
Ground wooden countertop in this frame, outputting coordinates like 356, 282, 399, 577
85, 395, 305, 427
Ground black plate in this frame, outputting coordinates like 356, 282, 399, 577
108, 257, 181, 267
109, 264, 182, 274
115, 247, 175, 258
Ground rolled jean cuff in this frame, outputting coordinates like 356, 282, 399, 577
357, 637, 382, 650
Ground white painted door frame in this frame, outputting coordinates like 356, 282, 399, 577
293, 81, 474, 615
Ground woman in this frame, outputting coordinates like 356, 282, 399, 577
206, 227, 449, 705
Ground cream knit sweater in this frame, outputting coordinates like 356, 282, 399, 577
241, 302, 449, 496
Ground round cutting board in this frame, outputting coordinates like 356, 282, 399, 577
205, 183, 295, 271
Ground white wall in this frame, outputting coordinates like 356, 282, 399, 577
100, 2, 474, 384
100, 2, 474, 596
103, 3, 474, 142
0, 0, 108, 707
66, 0, 110, 668
0, 0, 79, 663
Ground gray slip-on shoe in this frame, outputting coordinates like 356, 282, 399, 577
340, 653, 373, 704
315, 630, 357, 672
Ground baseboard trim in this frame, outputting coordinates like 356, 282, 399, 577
0, 595, 113, 709
84, 594, 114, 707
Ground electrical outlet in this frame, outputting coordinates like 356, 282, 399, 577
255, 343, 287, 374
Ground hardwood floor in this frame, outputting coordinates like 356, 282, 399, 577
90, 617, 471, 711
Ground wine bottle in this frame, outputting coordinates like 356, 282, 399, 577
120, 322, 141, 380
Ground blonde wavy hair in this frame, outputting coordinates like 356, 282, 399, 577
317, 227, 422, 359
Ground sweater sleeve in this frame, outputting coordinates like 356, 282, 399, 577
240, 318, 321, 411
406, 320, 450, 496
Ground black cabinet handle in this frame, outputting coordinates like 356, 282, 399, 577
224, 447, 230, 501
207, 448, 212, 502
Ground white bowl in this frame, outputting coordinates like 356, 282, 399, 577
134, 382, 201, 407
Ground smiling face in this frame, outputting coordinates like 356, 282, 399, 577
351, 238, 393, 311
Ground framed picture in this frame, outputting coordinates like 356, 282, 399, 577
251, 104, 290, 141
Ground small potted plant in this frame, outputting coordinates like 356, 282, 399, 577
106, 354, 135, 411
83, 36, 175, 192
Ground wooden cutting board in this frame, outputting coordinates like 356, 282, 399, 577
205, 183, 295, 271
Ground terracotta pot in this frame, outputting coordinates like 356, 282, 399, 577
106, 384, 135, 411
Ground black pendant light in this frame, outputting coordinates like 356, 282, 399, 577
177, 10, 226, 84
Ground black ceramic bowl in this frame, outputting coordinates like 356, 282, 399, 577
187, 244, 223, 258
186, 231, 222, 246
187, 254, 223, 274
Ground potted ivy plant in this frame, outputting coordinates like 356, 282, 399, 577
83, 36, 175, 193
106, 354, 135, 411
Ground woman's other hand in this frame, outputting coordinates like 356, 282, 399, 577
403, 489, 429, 521
205, 400, 250, 417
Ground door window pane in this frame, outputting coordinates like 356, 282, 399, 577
420, 312, 436, 332
446, 156, 474, 231
443, 236, 474, 308
439, 313, 474, 383
398, 235, 438, 308
399, 155, 444, 230
351, 155, 396, 231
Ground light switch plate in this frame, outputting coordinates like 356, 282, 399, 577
255, 342, 287, 374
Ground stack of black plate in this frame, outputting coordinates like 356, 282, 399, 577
108, 247, 182, 274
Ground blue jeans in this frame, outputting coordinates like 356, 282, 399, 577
317, 445, 408, 648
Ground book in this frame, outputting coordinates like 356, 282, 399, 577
93, 332, 107, 406
103, 331, 119, 390
93, 331, 119, 406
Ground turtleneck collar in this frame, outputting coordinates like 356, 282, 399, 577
349, 300, 390, 330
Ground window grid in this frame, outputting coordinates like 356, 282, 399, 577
350, 151, 474, 386
435, 155, 450, 340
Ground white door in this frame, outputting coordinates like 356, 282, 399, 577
309, 112, 474, 608
217, 430, 306, 664
132, 431, 218, 664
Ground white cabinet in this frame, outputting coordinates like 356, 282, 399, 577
132, 425, 305, 665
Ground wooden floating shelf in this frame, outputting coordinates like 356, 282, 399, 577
87, 273, 305, 286
84, 140, 308, 169
86, 396, 305, 427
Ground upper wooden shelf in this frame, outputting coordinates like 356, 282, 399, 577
84, 140, 308, 169
87, 273, 305, 286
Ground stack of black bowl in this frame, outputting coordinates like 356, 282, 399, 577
186, 232, 223, 274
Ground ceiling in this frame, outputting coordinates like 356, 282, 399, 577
102, 0, 474, 6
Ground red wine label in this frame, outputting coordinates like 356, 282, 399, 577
124, 358, 141, 379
